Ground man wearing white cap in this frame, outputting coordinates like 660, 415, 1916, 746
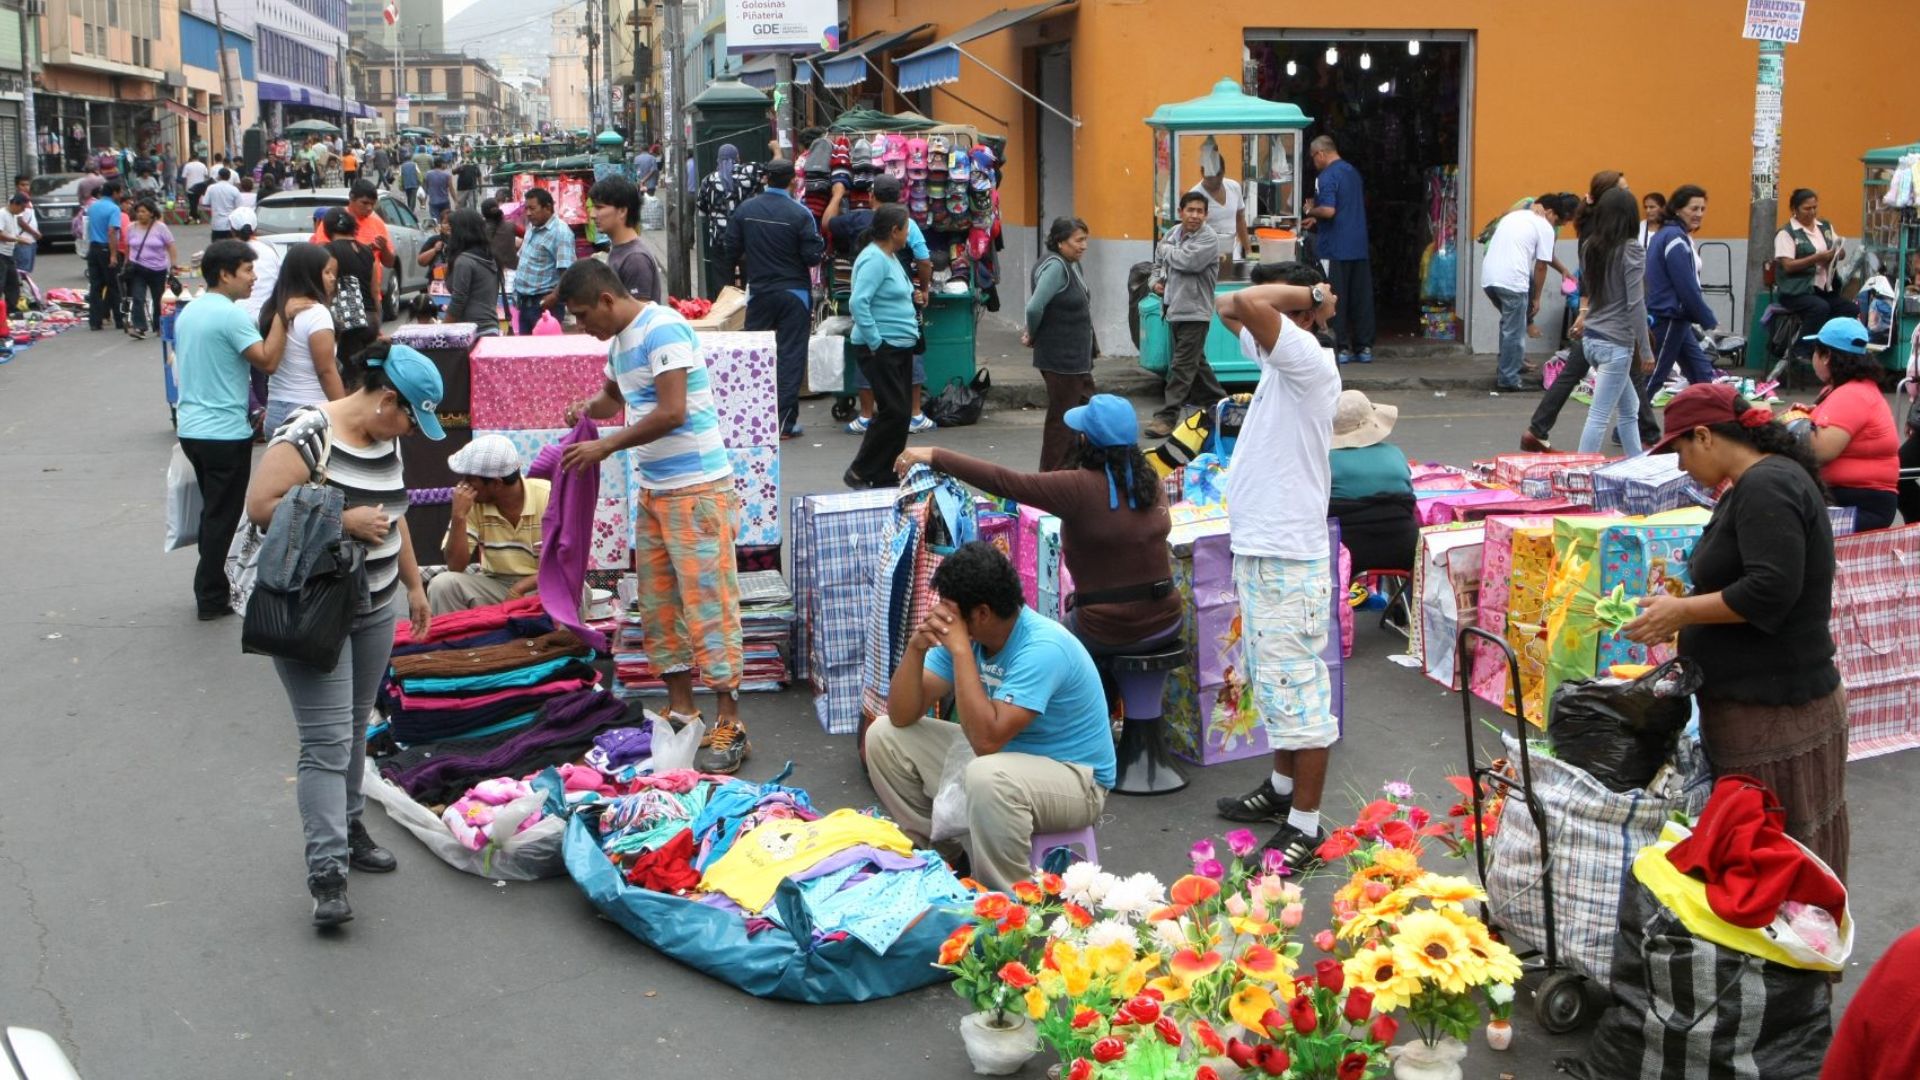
428, 434, 551, 613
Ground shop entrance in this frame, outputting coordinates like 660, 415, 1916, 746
1246, 32, 1472, 347
1034, 42, 1073, 255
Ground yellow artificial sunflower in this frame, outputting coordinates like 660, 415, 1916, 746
1407, 873, 1486, 909
1344, 942, 1423, 1013
1392, 910, 1478, 994
1435, 907, 1525, 984
1228, 984, 1279, 1036
1337, 887, 1414, 942
1372, 847, 1426, 882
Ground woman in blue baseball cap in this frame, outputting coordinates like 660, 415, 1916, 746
1802, 315, 1899, 531
897, 393, 1182, 697
245, 340, 445, 928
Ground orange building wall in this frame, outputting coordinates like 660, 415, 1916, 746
853, 0, 1916, 242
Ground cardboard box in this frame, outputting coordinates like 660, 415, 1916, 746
691, 286, 748, 332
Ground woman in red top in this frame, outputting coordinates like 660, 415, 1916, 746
1805, 316, 1899, 530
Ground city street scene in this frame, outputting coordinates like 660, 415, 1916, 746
3, 0, 1920, 1077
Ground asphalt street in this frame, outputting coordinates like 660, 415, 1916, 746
0, 227, 1910, 1079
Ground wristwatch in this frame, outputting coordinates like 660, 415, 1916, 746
1309, 285, 1327, 308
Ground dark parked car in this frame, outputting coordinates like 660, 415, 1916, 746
26, 173, 85, 251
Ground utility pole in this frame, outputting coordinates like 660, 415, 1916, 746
630, 0, 642, 137
1742, 38, 1786, 342
772, 56, 794, 156
602, 0, 615, 131
211, 0, 238, 159
337, 37, 350, 140
662, 0, 688, 297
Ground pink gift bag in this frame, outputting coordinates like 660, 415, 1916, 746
1417, 488, 1517, 526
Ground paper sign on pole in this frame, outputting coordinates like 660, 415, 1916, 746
396, 96, 411, 122
724, 0, 837, 54
1742, 0, 1805, 43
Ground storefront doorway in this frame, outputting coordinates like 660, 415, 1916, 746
1246, 31, 1472, 347
1034, 42, 1072, 256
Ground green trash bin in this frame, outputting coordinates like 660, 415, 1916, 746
921, 291, 978, 392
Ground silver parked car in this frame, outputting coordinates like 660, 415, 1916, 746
252, 187, 429, 320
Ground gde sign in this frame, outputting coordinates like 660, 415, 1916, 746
726, 0, 836, 52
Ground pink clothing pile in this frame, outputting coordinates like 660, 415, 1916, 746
442, 778, 547, 851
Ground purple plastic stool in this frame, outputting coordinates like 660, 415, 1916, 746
1111, 643, 1189, 795
1030, 825, 1099, 871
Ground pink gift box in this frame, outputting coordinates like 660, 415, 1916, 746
470, 335, 624, 430
1416, 488, 1516, 526
590, 497, 632, 571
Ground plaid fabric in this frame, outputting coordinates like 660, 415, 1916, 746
1591, 455, 1715, 515
790, 488, 896, 733
860, 468, 976, 724
1484, 731, 1712, 988
1491, 452, 1612, 487
1827, 505, 1857, 537
632, 478, 741, 690
1831, 524, 1920, 759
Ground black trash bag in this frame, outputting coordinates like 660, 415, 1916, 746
1548, 657, 1702, 793
1560, 877, 1831, 1080
924, 369, 990, 428
1126, 260, 1155, 348
242, 541, 366, 672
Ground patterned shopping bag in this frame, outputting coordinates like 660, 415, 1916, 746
1830, 524, 1920, 759
1593, 509, 1710, 670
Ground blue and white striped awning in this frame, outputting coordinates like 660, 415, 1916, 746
738, 56, 778, 90
816, 24, 932, 89
895, 0, 1072, 93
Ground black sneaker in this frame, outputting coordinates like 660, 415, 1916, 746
308, 866, 353, 927
695, 716, 750, 774
1216, 778, 1293, 824
1260, 824, 1326, 875
347, 819, 397, 873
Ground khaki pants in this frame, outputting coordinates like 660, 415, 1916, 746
426, 569, 519, 614
863, 718, 1105, 891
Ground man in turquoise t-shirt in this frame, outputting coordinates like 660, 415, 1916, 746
84, 179, 125, 330
868, 541, 1114, 889
173, 239, 288, 619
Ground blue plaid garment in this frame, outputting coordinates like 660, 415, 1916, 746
789, 488, 896, 734
514, 217, 577, 297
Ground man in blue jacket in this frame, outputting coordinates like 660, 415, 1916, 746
1642, 184, 1717, 401
721, 158, 824, 439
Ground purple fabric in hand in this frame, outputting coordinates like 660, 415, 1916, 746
527, 416, 607, 652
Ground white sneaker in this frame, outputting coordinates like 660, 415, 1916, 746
845, 416, 870, 434
909, 414, 937, 434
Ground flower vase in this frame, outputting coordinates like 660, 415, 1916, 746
1485, 1019, 1513, 1050
1389, 1037, 1469, 1080
958, 1011, 1038, 1076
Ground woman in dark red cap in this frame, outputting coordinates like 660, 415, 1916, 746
1623, 382, 1847, 882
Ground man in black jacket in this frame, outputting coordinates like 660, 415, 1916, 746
720, 158, 824, 438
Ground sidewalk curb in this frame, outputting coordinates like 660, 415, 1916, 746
979, 366, 1500, 409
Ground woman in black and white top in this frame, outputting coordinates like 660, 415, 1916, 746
246, 341, 445, 928
258, 243, 341, 434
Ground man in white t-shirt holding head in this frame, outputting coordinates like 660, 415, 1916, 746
1478, 192, 1577, 391
1212, 260, 1343, 874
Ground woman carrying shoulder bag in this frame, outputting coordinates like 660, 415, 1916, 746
1028, 217, 1098, 472
245, 342, 444, 928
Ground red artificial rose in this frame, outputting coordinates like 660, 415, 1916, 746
1194, 1067, 1220, 1080
1141, 986, 1165, 1002
1012, 880, 1043, 903
1338, 1051, 1370, 1080
1408, 805, 1431, 828
1254, 1044, 1292, 1077
1091, 1037, 1126, 1064
1261, 1008, 1287, 1035
1289, 993, 1318, 1034
1071, 1006, 1100, 1030
1316, 958, 1346, 995
1193, 1020, 1226, 1055
999, 904, 1031, 932
998, 961, 1037, 989
1225, 1038, 1258, 1068
1067, 1060, 1093, 1080
1344, 986, 1376, 1023
1378, 819, 1417, 850
1369, 1014, 1399, 1045
1317, 829, 1361, 860
1040, 872, 1065, 896
1127, 995, 1162, 1023
974, 893, 1010, 920
1063, 902, 1095, 929
1155, 1015, 1183, 1047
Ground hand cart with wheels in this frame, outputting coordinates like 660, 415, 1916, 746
1454, 625, 1592, 1034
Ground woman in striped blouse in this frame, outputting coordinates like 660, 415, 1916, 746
246, 341, 445, 928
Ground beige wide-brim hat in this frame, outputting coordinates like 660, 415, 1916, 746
1331, 389, 1399, 450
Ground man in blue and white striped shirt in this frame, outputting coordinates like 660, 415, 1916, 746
559, 260, 749, 774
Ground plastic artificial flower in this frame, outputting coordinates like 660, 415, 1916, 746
1154, 1015, 1183, 1047
1024, 985, 1049, 1019
1369, 1014, 1399, 1045
1355, 799, 1399, 831
1190, 839, 1218, 865
1390, 910, 1478, 993
974, 892, 1011, 921
1116, 952, 1161, 1000
1171, 948, 1225, 979
1344, 942, 1423, 1012
1194, 1066, 1220, 1080
1383, 780, 1415, 800
1012, 880, 1044, 903
1225, 894, 1250, 918
1061, 862, 1115, 906
1171, 874, 1222, 908
1407, 873, 1486, 909
1195, 858, 1227, 881
1436, 907, 1524, 984
1090, 1037, 1126, 1063
999, 904, 1031, 932
1487, 981, 1515, 1006
1145, 973, 1192, 1004
1372, 847, 1425, 881
1039, 872, 1064, 896
1237, 943, 1287, 981
1228, 984, 1279, 1036
1288, 993, 1318, 1034
1192, 1019, 1227, 1055
1150, 918, 1189, 952
1315, 957, 1346, 994
1337, 1050, 1371, 1080
1086, 920, 1139, 955
1253, 1045, 1291, 1077
999, 961, 1037, 990
1343, 984, 1375, 1022
1121, 994, 1161, 1024
1224, 828, 1260, 857
1316, 829, 1362, 861
1279, 902, 1305, 929
1378, 819, 1420, 850
1062, 902, 1095, 930
958, 876, 987, 892
1067, 1059, 1093, 1080
937, 926, 976, 966
1314, 929, 1338, 952
1102, 872, 1166, 918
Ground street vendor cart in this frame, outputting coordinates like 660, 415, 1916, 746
1136, 78, 1312, 384
1860, 139, 1920, 373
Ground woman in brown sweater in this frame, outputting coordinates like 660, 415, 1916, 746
897, 395, 1182, 698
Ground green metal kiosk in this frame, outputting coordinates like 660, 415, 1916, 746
1135, 79, 1312, 384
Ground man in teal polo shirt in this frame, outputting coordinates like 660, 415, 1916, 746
173, 240, 289, 619
84, 179, 125, 331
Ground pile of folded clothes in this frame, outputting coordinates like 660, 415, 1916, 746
611, 571, 794, 699
378, 686, 632, 806
381, 598, 603, 746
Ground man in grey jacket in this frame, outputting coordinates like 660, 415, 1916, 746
1147, 191, 1227, 437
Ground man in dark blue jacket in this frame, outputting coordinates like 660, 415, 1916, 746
722, 158, 825, 438
1642, 184, 1718, 401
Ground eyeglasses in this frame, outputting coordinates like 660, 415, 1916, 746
396, 398, 419, 431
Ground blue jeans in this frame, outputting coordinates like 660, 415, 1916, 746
1485, 286, 1529, 387
1577, 337, 1643, 455
513, 292, 548, 335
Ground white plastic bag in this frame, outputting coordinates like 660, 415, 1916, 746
646, 712, 704, 772
226, 524, 263, 615
360, 762, 568, 881
808, 332, 847, 395
929, 737, 976, 842
164, 444, 201, 552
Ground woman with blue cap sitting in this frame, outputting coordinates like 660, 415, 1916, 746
1801, 316, 1899, 531
897, 393, 1182, 699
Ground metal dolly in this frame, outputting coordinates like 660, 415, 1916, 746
1454, 625, 1591, 1034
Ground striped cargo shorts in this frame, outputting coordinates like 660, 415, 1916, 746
1232, 553, 1337, 750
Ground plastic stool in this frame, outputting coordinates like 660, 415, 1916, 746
1030, 825, 1099, 871
1111, 644, 1189, 795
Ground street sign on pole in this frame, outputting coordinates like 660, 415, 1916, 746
1742, 0, 1805, 43
396, 96, 411, 123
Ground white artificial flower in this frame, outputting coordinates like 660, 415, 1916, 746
1061, 862, 1114, 906
1045, 916, 1074, 940
1151, 919, 1190, 952
1102, 872, 1166, 919
1084, 918, 1138, 952
1487, 982, 1515, 1005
